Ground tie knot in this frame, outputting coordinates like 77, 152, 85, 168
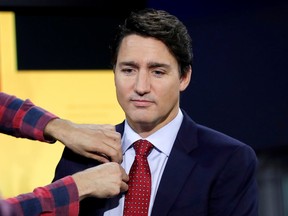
133, 139, 153, 157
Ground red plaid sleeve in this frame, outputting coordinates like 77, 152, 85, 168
3, 176, 79, 216
0, 92, 58, 142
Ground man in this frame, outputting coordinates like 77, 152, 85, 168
53, 8, 258, 215
0, 92, 129, 215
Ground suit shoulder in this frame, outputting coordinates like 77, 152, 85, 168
197, 124, 256, 156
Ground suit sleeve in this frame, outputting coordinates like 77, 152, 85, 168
210, 144, 258, 216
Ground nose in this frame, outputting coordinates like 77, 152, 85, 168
134, 70, 150, 95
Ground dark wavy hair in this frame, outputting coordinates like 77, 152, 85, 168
110, 8, 193, 77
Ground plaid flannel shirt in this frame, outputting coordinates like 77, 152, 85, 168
0, 92, 80, 215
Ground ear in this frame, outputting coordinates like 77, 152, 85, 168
179, 65, 192, 92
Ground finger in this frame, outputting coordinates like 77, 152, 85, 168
109, 153, 122, 163
87, 141, 122, 163
100, 138, 122, 163
101, 133, 122, 153
85, 144, 121, 163
122, 173, 129, 183
120, 181, 129, 192
106, 147, 122, 163
120, 167, 129, 182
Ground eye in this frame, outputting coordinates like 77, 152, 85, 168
121, 68, 135, 75
153, 70, 165, 77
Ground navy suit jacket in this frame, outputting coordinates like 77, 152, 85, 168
53, 110, 258, 216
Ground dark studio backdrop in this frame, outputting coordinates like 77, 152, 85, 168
1, 0, 287, 152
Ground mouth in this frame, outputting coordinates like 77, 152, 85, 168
131, 99, 153, 107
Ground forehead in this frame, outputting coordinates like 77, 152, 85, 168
117, 34, 177, 65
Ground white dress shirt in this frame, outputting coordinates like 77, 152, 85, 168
104, 109, 183, 216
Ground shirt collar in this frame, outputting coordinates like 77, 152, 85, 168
122, 109, 183, 157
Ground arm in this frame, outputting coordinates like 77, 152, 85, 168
1, 162, 128, 216
0, 93, 129, 214
2, 176, 78, 216
0, 92, 122, 162
0, 92, 58, 142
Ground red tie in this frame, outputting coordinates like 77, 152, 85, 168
123, 139, 153, 216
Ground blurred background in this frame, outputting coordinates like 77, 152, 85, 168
0, 0, 287, 215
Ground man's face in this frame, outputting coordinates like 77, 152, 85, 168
114, 34, 191, 137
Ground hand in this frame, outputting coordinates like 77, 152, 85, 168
44, 119, 122, 163
72, 162, 129, 200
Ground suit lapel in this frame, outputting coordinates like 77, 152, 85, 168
151, 111, 199, 216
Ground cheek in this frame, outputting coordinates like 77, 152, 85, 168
115, 76, 126, 92
158, 83, 180, 104
115, 80, 130, 103
159, 81, 180, 96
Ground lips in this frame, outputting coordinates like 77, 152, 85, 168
131, 99, 153, 107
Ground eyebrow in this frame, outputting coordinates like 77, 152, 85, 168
147, 62, 170, 69
118, 61, 139, 68
118, 61, 170, 69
